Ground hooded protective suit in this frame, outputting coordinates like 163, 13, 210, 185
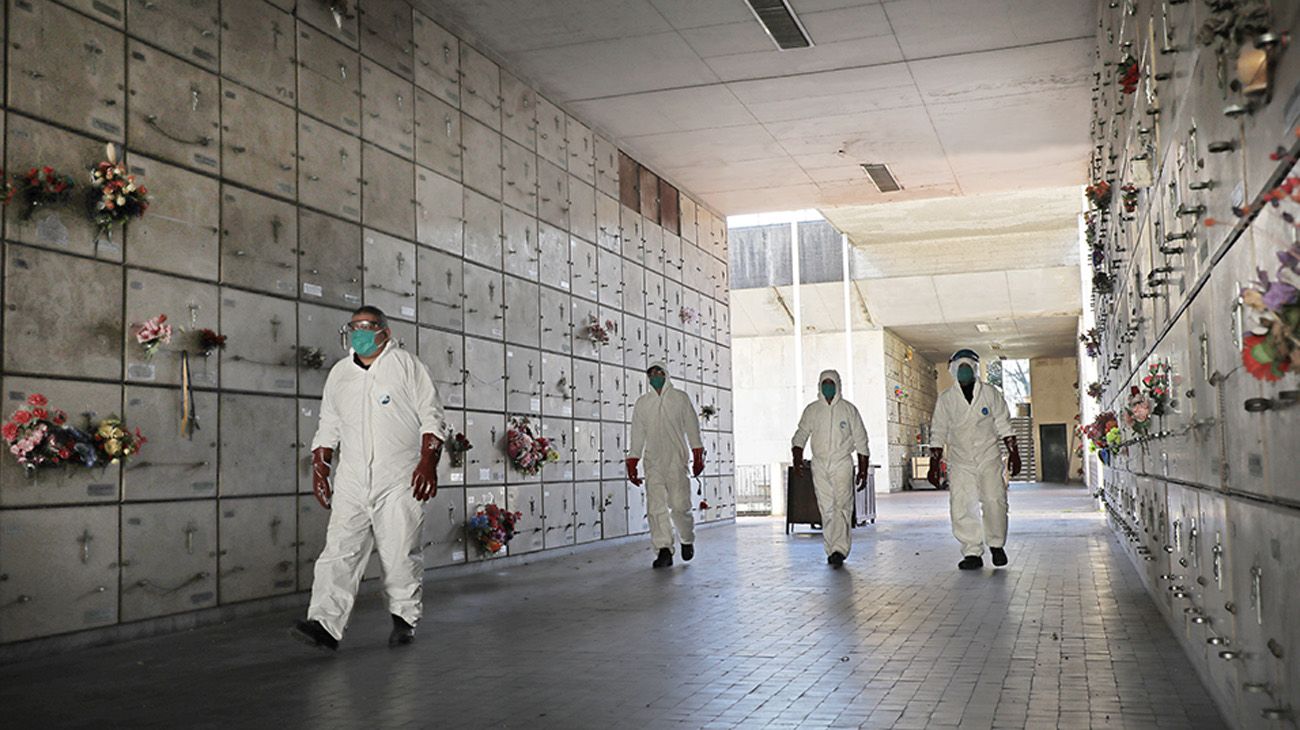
628, 361, 703, 553
791, 370, 869, 557
307, 344, 446, 640
931, 363, 1013, 558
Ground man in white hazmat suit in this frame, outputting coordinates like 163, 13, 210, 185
291, 306, 447, 651
626, 362, 705, 569
791, 370, 870, 566
928, 349, 1022, 570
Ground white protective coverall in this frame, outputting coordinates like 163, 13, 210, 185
930, 376, 1013, 558
628, 362, 703, 553
791, 370, 869, 557
308, 345, 446, 640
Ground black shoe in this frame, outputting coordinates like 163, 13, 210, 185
828, 552, 845, 566
290, 619, 339, 651
652, 548, 673, 568
388, 615, 415, 647
958, 555, 984, 570
990, 547, 1008, 567
681, 544, 695, 561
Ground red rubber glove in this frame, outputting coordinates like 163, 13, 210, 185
411, 433, 442, 501
625, 457, 642, 486
1004, 436, 1022, 479
927, 448, 943, 488
791, 446, 805, 471
312, 447, 334, 509
692, 447, 705, 477
855, 453, 869, 490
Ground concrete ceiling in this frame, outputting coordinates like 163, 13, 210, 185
418, 0, 1096, 215
731, 187, 1085, 361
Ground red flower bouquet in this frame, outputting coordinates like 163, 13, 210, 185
14, 166, 75, 220
446, 431, 473, 468
506, 416, 558, 476
467, 503, 522, 554
90, 151, 148, 241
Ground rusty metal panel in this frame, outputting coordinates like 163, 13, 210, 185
658, 179, 679, 235
361, 58, 415, 158
414, 91, 461, 180
125, 155, 220, 281
618, 151, 639, 210
126, 0, 219, 70
4, 244, 123, 380
639, 167, 660, 222
412, 11, 459, 106
358, 0, 414, 80
296, 22, 361, 134
7, 0, 125, 140
298, 116, 362, 221
220, 0, 295, 104
127, 41, 220, 172
298, 209, 363, 309
222, 81, 296, 197
124, 269, 220, 387
361, 143, 415, 240
221, 186, 298, 297
4, 118, 119, 260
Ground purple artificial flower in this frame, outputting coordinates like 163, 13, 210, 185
1257, 268, 1299, 310
1278, 243, 1300, 275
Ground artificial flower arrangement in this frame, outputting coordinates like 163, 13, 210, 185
1086, 180, 1112, 210
298, 346, 328, 370
467, 503, 522, 555
132, 314, 173, 358
894, 385, 910, 400
581, 315, 618, 346
1141, 362, 1175, 416
699, 404, 717, 422
698, 499, 710, 511
1238, 243, 1300, 381
1086, 381, 1104, 401
1117, 53, 1139, 95
446, 431, 473, 468
192, 328, 226, 357
89, 146, 149, 242
14, 166, 75, 220
1080, 410, 1121, 464
1079, 327, 1102, 358
1122, 386, 1153, 438
678, 306, 697, 325
1121, 183, 1138, 213
3, 394, 145, 474
505, 416, 558, 476
0, 171, 14, 206
1092, 270, 1115, 295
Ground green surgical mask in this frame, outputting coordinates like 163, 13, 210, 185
957, 364, 975, 385
351, 329, 382, 357
821, 382, 836, 400
649, 374, 666, 391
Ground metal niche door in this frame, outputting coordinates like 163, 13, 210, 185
463, 263, 505, 340
298, 117, 362, 221
542, 483, 575, 549
535, 97, 567, 169
221, 187, 298, 297
418, 326, 465, 408
415, 92, 462, 181
124, 270, 219, 387
572, 358, 603, 422
573, 419, 602, 482
358, 0, 415, 80
507, 484, 545, 554
221, 0, 296, 104
505, 346, 543, 417
461, 116, 502, 202
500, 70, 537, 150
422, 486, 467, 567
601, 481, 629, 539
594, 135, 619, 199
540, 352, 574, 419
504, 275, 541, 349
412, 12, 460, 107
464, 413, 506, 486
539, 286, 573, 355
503, 137, 538, 215
360, 58, 415, 160
218, 496, 297, 602
415, 170, 463, 254
458, 46, 500, 131
125, 156, 220, 281
597, 192, 621, 253
296, 25, 361, 133
120, 501, 218, 621
127, 41, 219, 173
464, 336, 505, 412
503, 206, 540, 281
574, 482, 602, 544
567, 116, 595, 186
4, 249, 123, 377
220, 288, 297, 394
123, 385, 218, 501
541, 417, 574, 482
363, 229, 418, 322
297, 303, 349, 397
361, 143, 415, 240
538, 159, 570, 231
221, 81, 296, 197
417, 247, 465, 331
463, 189, 503, 266
218, 393, 296, 497
570, 177, 598, 245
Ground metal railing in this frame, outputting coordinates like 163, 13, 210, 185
736, 464, 772, 515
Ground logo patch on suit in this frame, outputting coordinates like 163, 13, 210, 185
839, 421, 848, 430
981, 407, 989, 415
380, 394, 392, 405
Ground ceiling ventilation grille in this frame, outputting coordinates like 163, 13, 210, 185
861, 163, 902, 193
745, 0, 813, 50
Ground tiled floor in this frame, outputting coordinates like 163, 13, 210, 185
0, 483, 1226, 729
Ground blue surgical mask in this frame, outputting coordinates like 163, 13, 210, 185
351, 329, 382, 357
649, 374, 666, 391
957, 364, 975, 385
821, 382, 836, 400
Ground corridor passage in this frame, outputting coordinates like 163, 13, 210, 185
0, 484, 1223, 729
